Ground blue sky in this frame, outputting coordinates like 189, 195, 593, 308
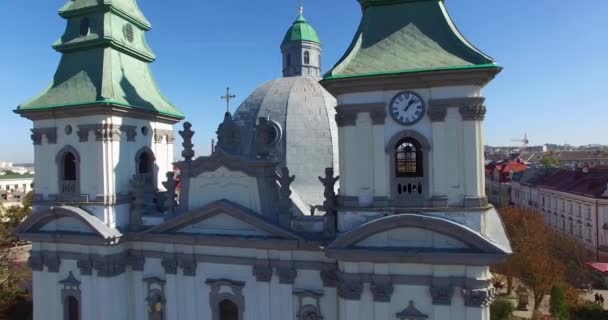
0, 0, 606, 163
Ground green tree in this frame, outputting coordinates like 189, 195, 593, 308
20, 191, 33, 210
550, 285, 569, 320
491, 298, 514, 320
541, 156, 560, 167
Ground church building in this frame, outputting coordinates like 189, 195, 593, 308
15, 0, 511, 320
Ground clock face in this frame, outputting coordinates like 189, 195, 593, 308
390, 91, 425, 125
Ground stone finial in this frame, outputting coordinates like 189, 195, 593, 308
318, 167, 339, 213
216, 112, 239, 151
276, 167, 295, 209
463, 288, 494, 308
179, 122, 195, 162
128, 174, 147, 231
162, 171, 177, 219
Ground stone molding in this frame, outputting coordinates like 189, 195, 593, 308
77, 257, 93, 275
44, 253, 61, 273
337, 274, 363, 300
277, 266, 298, 284
206, 279, 245, 320
321, 67, 500, 96
93, 253, 127, 277
464, 196, 489, 208
77, 124, 139, 142
126, 251, 145, 272
31, 127, 57, 145
430, 285, 454, 305
36, 194, 132, 206
294, 290, 324, 320
252, 265, 272, 282
370, 275, 394, 302
16, 103, 182, 124
179, 256, 197, 276
427, 97, 486, 122
335, 103, 386, 127
320, 268, 340, 288
463, 288, 494, 308
154, 129, 174, 144
385, 130, 432, 153
161, 257, 178, 275
179, 148, 278, 179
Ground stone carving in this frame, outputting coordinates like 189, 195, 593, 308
295, 290, 324, 320
370, 109, 386, 125
30, 127, 57, 145
206, 279, 245, 320
216, 112, 239, 151
94, 254, 127, 277
95, 123, 121, 141
179, 122, 195, 162
459, 103, 487, 121
276, 167, 295, 209
126, 252, 145, 271
320, 268, 339, 288
27, 253, 43, 271
154, 129, 174, 144
396, 300, 428, 320
161, 257, 178, 275
430, 285, 453, 305
337, 277, 363, 300
144, 277, 166, 320
255, 117, 279, 158
252, 265, 272, 282
370, 280, 394, 302
120, 125, 137, 142
162, 171, 177, 218
77, 257, 93, 276
180, 256, 197, 276
318, 168, 339, 213
45, 254, 61, 273
427, 106, 448, 122
334, 109, 357, 127
129, 174, 146, 231
277, 266, 297, 284
463, 288, 494, 308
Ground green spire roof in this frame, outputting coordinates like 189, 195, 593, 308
16, 0, 183, 120
281, 14, 321, 46
324, 0, 498, 80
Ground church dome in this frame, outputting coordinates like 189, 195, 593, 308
233, 76, 338, 209
281, 14, 321, 46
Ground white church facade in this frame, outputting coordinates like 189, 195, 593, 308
15, 0, 511, 320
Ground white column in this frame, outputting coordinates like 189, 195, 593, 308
431, 120, 447, 198
462, 120, 484, 198
372, 123, 388, 198
165, 274, 179, 319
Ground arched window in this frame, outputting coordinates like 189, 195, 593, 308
395, 138, 423, 177
219, 299, 238, 320
303, 51, 310, 65
138, 152, 152, 174
57, 146, 80, 194
63, 152, 77, 181
66, 296, 79, 320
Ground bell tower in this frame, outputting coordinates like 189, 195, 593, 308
15, 0, 184, 228
281, 3, 322, 77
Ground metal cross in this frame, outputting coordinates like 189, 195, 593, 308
221, 87, 236, 113
299, 0, 304, 15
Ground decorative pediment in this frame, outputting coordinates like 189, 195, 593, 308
179, 148, 278, 178
145, 200, 303, 242
16, 206, 122, 244
326, 214, 508, 265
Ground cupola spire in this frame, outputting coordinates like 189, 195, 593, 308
281, 2, 322, 78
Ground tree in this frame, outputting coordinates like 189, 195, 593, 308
541, 156, 560, 167
550, 285, 569, 320
494, 208, 565, 309
20, 191, 33, 210
491, 298, 514, 320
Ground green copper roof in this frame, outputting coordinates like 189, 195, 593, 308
281, 14, 321, 46
324, 0, 498, 80
17, 0, 183, 119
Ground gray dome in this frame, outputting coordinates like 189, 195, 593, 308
234, 76, 338, 208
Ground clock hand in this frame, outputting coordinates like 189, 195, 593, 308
403, 99, 416, 112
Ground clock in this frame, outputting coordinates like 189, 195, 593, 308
389, 91, 425, 125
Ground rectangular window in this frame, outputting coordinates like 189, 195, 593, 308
586, 205, 592, 220
587, 228, 592, 242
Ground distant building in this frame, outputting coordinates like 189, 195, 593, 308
0, 173, 34, 205
485, 159, 528, 206
510, 167, 608, 261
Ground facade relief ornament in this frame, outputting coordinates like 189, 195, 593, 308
154, 129, 174, 144
255, 117, 280, 159
44, 253, 61, 273
334, 109, 357, 127
252, 265, 273, 282
94, 254, 127, 277
370, 109, 386, 125
179, 122, 195, 162
430, 285, 453, 305
77, 257, 93, 276
463, 288, 494, 308
337, 275, 363, 300
277, 266, 297, 284
216, 112, 239, 151
128, 174, 147, 231
320, 268, 339, 288
276, 167, 295, 211
27, 253, 43, 272
161, 171, 178, 219
126, 252, 145, 272
31, 127, 57, 145
120, 125, 137, 142
144, 277, 166, 320
161, 257, 178, 275
319, 168, 339, 214
179, 256, 197, 276
370, 278, 394, 302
